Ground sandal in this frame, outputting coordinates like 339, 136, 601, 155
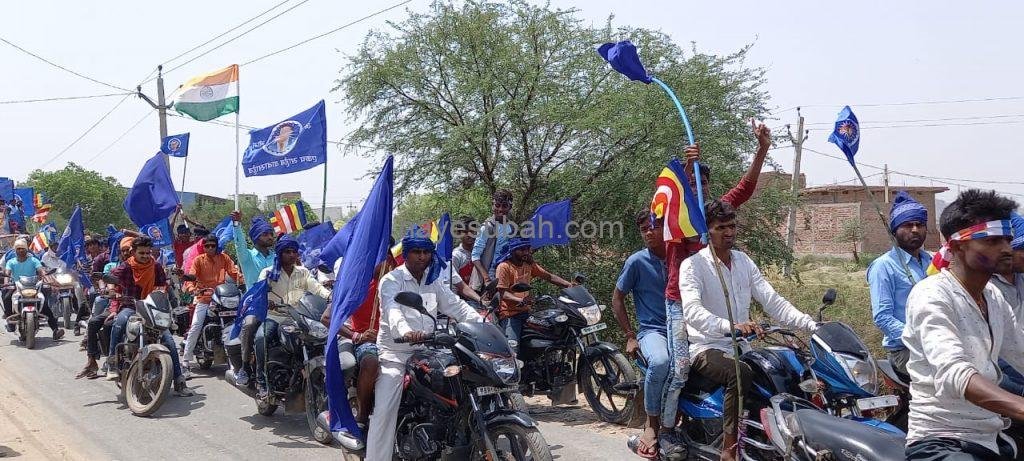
635, 432, 659, 460
75, 365, 99, 380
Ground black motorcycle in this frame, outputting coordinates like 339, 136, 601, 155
514, 275, 637, 424
382, 291, 552, 461
251, 294, 334, 445
190, 281, 241, 370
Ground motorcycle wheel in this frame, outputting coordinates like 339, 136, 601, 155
579, 351, 636, 425
62, 298, 72, 330
479, 423, 553, 461
23, 313, 35, 349
304, 367, 333, 444
508, 392, 529, 413
124, 351, 173, 417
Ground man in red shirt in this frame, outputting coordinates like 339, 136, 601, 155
657, 122, 771, 460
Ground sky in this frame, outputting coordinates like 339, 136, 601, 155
4, 0, 1024, 214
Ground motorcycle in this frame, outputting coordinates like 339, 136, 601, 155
49, 267, 80, 330
189, 281, 241, 371
251, 294, 335, 445
368, 291, 552, 461
106, 289, 177, 417
515, 274, 638, 424
5, 274, 48, 349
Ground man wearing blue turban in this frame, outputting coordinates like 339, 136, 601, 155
867, 190, 932, 384
493, 237, 573, 353
990, 212, 1024, 396
231, 210, 278, 386
250, 235, 332, 399
365, 229, 483, 461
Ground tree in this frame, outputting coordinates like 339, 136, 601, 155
835, 218, 865, 263
23, 163, 132, 233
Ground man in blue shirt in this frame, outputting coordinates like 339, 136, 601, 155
229, 210, 277, 386
612, 210, 668, 459
3, 239, 62, 339
471, 189, 515, 284
868, 191, 931, 383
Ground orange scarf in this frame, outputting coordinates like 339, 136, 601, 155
127, 256, 157, 298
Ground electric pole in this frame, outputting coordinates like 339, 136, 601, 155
783, 107, 808, 277
137, 65, 171, 170
883, 163, 890, 203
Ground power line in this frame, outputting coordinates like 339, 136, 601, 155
805, 113, 1024, 127
779, 95, 1024, 112
38, 93, 135, 169
0, 36, 131, 92
240, 0, 412, 67
157, 0, 313, 78
160, 0, 292, 67
83, 110, 154, 164
0, 92, 133, 105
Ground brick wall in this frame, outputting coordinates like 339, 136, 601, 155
787, 203, 863, 257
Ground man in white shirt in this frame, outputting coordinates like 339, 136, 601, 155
904, 189, 1024, 460
679, 200, 817, 461
365, 234, 482, 461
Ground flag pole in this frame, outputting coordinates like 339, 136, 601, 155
179, 156, 189, 203
234, 77, 241, 211
850, 163, 916, 282
321, 159, 328, 222
650, 77, 706, 217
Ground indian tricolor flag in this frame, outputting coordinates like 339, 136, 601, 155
173, 64, 239, 122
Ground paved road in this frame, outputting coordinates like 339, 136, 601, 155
0, 330, 636, 460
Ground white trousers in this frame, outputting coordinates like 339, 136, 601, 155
182, 303, 210, 362
365, 357, 406, 461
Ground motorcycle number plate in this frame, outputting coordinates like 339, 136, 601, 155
23, 305, 35, 312
580, 322, 607, 335
476, 386, 518, 397
172, 307, 190, 316
219, 310, 235, 317
856, 395, 898, 411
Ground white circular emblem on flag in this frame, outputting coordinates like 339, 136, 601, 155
168, 138, 181, 153
147, 226, 164, 242
199, 86, 215, 100
263, 120, 303, 156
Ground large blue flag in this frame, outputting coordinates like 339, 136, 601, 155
124, 152, 180, 227
13, 188, 34, 215
161, 133, 190, 158
230, 279, 270, 340
140, 219, 173, 247
319, 210, 361, 269
828, 106, 860, 166
298, 221, 336, 270
436, 212, 454, 262
326, 156, 393, 437
0, 178, 13, 202
242, 100, 327, 177
58, 206, 87, 268
528, 199, 572, 249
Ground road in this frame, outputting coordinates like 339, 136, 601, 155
0, 330, 636, 460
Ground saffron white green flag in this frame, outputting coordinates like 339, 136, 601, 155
173, 64, 238, 121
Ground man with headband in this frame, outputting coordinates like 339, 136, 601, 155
365, 229, 483, 461
868, 191, 933, 384
250, 235, 331, 399
904, 189, 1024, 460
494, 237, 573, 353
231, 210, 277, 386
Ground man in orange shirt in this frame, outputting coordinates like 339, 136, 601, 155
495, 238, 573, 352
181, 234, 244, 376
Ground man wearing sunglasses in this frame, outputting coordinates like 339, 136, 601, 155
181, 234, 244, 378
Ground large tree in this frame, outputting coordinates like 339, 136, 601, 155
339, 1, 792, 315
23, 163, 132, 233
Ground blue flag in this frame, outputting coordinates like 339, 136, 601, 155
124, 152, 180, 227
242, 100, 327, 177
828, 106, 860, 166
13, 188, 34, 215
106, 225, 125, 263
528, 199, 572, 249
211, 216, 234, 252
597, 40, 652, 84
0, 178, 13, 202
326, 156, 393, 437
299, 221, 337, 270
140, 219, 173, 247
436, 212, 453, 262
58, 206, 87, 268
230, 279, 270, 340
161, 133, 190, 158
319, 210, 361, 269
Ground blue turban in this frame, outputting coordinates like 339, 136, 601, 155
249, 217, 274, 243
401, 229, 445, 285
269, 235, 300, 281
1011, 212, 1024, 250
495, 238, 531, 266
889, 191, 928, 233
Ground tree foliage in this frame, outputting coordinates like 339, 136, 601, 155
23, 163, 131, 233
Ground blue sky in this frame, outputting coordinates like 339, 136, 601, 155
4, 0, 1022, 209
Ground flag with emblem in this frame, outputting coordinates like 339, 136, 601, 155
173, 65, 239, 122
32, 192, 52, 223
269, 202, 308, 235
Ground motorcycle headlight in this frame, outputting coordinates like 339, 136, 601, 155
21, 289, 38, 298
837, 353, 878, 394
219, 296, 240, 310
577, 305, 602, 326
305, 318, 329, 339
55, 274, 74, 285
152, 310, 172, 329
553, 314, 569, 323
126, 319, 143, 340
478, 352, 519, 385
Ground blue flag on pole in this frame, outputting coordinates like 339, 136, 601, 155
436, 213, 454, 262
124, 153, 180, 227
140, 219, 173, 247
828, 106, 860, 166
0, 178, 14, 202
597, 40, 652, 83
326, 156, 393, 437
230, 279, 270, 340
161, 133, 190, 158
528, 199, 572, 249
298, 221, 336, 270
242, 100, 327, 177
58, 206, 87, 268
319, 210, 361, 269
211, 216, 234, 252
14, 188, 34, 216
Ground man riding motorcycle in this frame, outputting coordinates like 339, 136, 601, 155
233, 211, 277, 386
494, 238, 574, 352
3, 238, 64, 339
366, 233, 484, 461
181, 234, 244, 378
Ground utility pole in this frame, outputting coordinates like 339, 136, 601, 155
137, 65, 171, 170
883, 163, 890, 203
783, 107, 807, 277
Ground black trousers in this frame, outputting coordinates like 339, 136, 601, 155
906, 436, 1015, 461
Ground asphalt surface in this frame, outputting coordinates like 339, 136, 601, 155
0, 329, 636, 460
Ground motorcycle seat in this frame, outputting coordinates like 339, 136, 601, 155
790, 408, 905, 460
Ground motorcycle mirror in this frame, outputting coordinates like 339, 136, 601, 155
394, 291, 426, 313
822, 288, 837, 306
572, 272, 587, 284
510, 283, 531, 293
44, 267, 57, 276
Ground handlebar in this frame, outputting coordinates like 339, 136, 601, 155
393, 332, 435, 344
